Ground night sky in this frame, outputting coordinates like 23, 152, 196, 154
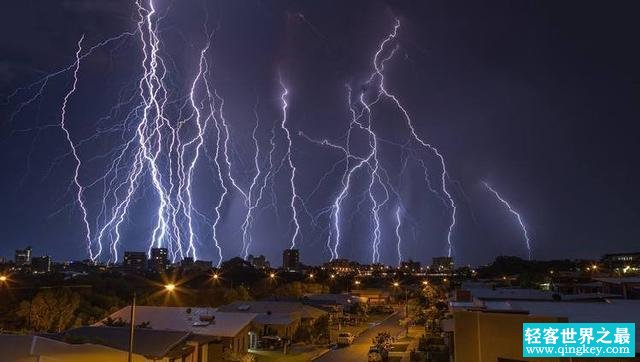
1, 0, 639, 267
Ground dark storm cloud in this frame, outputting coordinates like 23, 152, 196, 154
61, 0, 126, 14
1, 0, 638, 266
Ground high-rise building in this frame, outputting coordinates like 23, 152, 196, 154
150, 247, 169, 271
282, 249, 300, 271
400, 260, 421, 273
15, 247, 32, 266
431, 256, 454, 274
602, 252, 640, 269
247, 254, 270, 269
123, 251, 147, 271
31, 256, 51, 273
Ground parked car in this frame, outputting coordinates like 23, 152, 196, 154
257, 335, 283, 350
337, 332, 355, 346
368, 346, 389, 362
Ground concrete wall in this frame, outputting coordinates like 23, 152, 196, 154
453, 310, 566, 362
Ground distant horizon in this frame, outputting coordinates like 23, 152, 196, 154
4, 247, 639, 268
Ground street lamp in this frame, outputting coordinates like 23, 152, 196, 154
212, 273, 219, 280
392, 282, 408, 319
0, 275, 7, 283
128, 284, 176, 362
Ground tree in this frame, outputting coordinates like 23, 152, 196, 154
311, 315, 330, 344
18, 289, 81, 332
348, 301, 368, 324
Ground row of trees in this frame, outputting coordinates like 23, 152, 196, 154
0, 266, 333, 333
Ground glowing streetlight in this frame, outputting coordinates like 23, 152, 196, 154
309, 273, 314, 279
330, 274, 335, 279
393, 282, 400, 287
422, 281, 428, 286
0, 275, 7, 282
130, 282, 176, 362
354, 280, 361, 285
212, 273, 219, 280
269, 273, 275, 279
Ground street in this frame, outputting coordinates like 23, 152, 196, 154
315, 312, 404, 362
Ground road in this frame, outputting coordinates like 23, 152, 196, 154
315, 312, 404, 362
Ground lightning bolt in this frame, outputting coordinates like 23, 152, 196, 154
483, 181, 532, 260
369, 19, 457, 258
278, 75, 301, 249
58, 35, 98, 260
395, 205, 403, 266
7, 6, 462, 267
240, 99, 264, 259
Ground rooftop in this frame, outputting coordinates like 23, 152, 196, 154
303, 293, 361, 305
452, 298, 640, 346
66, 326, 191, 358
463, 284, 620, 301
218, 301, 327, 321
512, 300, 640, 346
593, 277, 640, 284
0, 334, 145, 362
102, 306, 256, 338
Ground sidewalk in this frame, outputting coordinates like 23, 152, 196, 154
398, 325, 424, 362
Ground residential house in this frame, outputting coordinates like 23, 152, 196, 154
103, 306, 256, 362
217, 301, 327, 343
0, 334, 148, 362
65, 326, 194, 361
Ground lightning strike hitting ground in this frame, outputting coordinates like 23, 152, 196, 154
59, 35, 95, 260
7, 3, 467, 267
483, 181, 532, 260
370, 19, 457, 258
278, 76, 302, 249
395, 206, 402, 266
